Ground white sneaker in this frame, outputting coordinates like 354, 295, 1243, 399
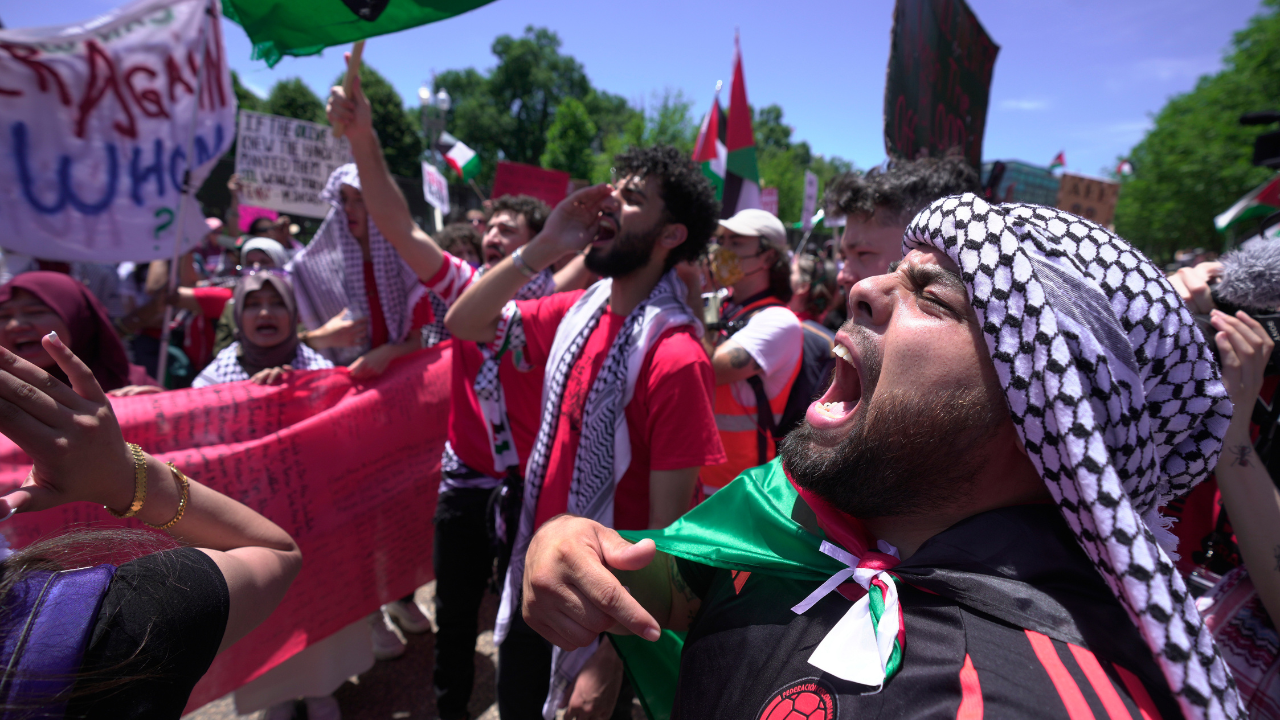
370, 610, 406, 660
303, 695, 342, 720
384, 599, 433, 634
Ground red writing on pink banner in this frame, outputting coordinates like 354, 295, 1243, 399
0, 345, 452, 710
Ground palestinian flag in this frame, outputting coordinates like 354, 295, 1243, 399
223, 0, 497, 67
1049, 151, 1066, 172
1215, 174, 1280, 233
615, 460, 900, 720
692, 37, 762, 219
436, 132, 480, 182
1116, 158, 1134, 176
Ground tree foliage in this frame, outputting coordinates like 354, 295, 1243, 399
265, 78, 325, 124
541, 97, 597, 179
231, 71, 263, 113
753, 104, 854, 223
1114, 0, 1280, 260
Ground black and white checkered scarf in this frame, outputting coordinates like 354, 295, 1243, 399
286, 164, 419, 366
904, 194, 1241, 719
190, 342, 334, 388
492, 269, 699, 718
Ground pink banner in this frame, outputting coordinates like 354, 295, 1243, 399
238, 205, 280, 233
0, 345, 452, 710
492, 161, 571, 208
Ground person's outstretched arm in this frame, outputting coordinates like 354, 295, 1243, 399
447, 184, 612, 342
522, 515, 703, 651
328, 51, 445, 283
0, 333, 302, 653
1210, 309, 1280, 625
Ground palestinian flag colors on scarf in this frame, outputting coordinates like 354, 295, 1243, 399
222, 0, 497, 67
436, 132, 481, 182
614, 460, 902, 720
1215, 173, 1280, 234
1049, 151, 1066, 172
693, 36, 762, 218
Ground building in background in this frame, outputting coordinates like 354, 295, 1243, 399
1055, 173, 1120, 228
981, 160, 1061, 206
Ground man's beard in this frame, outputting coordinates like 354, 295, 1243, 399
778, 325, 1005, 519
584, 217, 663, 278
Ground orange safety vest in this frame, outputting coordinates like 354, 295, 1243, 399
701, 297, 801, 490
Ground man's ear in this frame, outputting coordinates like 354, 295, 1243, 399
658, 223, 689, 252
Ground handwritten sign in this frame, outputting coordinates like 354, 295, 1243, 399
802, 171, 819, 232
422, 160, 450, 214
492, 161, 571, 208
0, 345, 452, 709
760, 188, 779, 217
0, 0, 235, 262
883, 0, 999, 167
234, 109, 352, 219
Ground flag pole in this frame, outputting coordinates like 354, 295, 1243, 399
156, 0, 212, 386
468, 177, 487, 201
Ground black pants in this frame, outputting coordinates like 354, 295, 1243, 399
497, 601, 635, 720
432, 487, 497, 720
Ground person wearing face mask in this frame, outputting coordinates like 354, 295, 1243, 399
191, 274, 333, 389
701, 209, 803, 496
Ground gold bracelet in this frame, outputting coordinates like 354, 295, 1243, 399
144, 463, 190, 531
106, 443, 148, 518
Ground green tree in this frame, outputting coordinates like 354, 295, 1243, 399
1114, 1, 1280, 260
588, 89, 696, 184
331, 65, 425, 180
541, 97, 598, 179
752, 104, 853, 223
231, 71, 263, 112
264, 78, 325, 124
435, 27, 639, 186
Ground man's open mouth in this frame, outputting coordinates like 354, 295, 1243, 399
484, 247, 504, 264
593, 216, 618, 244
806, 335, 863, 431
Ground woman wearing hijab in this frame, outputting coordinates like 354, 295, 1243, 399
0, 271, 155, 394
241, 237, 290, 270
191, 274, 332, 389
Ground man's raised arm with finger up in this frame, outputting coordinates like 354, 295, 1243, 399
446, 145, 726, 719
522, 195, 1248, 720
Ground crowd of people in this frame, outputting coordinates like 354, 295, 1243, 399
1, 51, 1279, 720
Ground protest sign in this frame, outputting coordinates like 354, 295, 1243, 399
802, 171, 819, 232
760, 187, 779, 217
238, 204, 279, 232
422, 161, 451, 214
235, 109, 352, 218
0, 345, 452, 709
0, 0, 235, 263
492, 161, 571, 207
883, 0, 1000, 167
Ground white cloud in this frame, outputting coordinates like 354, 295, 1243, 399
999, 98, 1050, 111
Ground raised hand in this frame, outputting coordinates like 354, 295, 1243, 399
531, 184, 615, 261
326, 51, 373, 140
522, 515, 661, 650
0, 332, 136, 516
1211, 309, 1275, 417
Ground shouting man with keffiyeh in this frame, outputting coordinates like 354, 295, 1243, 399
520, 194, 1245, 720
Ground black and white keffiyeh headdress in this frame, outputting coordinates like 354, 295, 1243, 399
904, 194, 1241, 719
286, 164, 419, 366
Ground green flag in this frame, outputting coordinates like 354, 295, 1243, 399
223, 0, 498, 67
615, 460, 847, 720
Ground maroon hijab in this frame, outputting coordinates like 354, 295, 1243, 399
0, 272, 131, 392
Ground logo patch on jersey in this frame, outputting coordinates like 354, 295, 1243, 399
756, 677, 838, 720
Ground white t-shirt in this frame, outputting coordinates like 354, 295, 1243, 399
728, 306, 803, 409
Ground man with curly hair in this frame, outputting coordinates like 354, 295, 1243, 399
826, 155, 979, 293
448, 145, 726, 719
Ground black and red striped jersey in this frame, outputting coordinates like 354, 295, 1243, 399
672, 505, 1183, 720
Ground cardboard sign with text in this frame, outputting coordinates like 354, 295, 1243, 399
422, 161, 451, 214
492, 161, 571, 207
0, 346, 451, 711
883, 0, 1000, 167
235, 109, 352, 218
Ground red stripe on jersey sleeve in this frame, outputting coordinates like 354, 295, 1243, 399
1113, 664, 1162, 720
1068, 643, 1137, 720
1025, 630, 1096, 720
956, 653, 983, 720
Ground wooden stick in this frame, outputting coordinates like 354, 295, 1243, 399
333, 39, 365, 137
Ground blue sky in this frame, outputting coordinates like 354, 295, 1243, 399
5, 0, 1262, 178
